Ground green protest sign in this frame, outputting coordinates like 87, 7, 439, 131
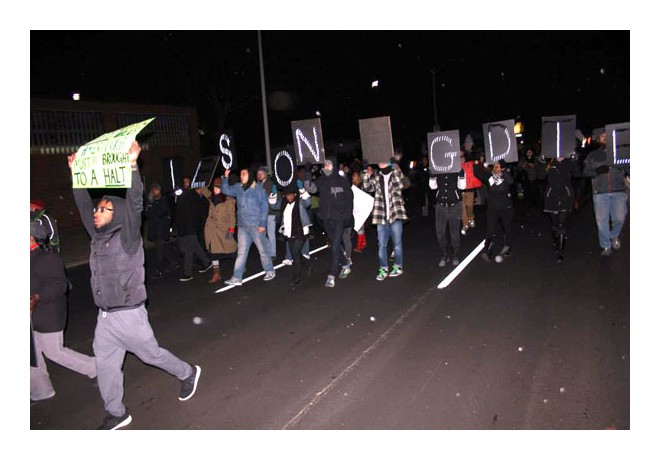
71, 118, 155, 188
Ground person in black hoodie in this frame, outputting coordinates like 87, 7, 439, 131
175, 179, 212, 282
30, 217, 96, 402
537, 155, 581, 262
306, 157, 354, 288
69, 142, 201, 430
473, 160, 514, 263
145, 183, 178, 278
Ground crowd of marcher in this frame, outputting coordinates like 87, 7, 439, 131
29, 128, 629, 429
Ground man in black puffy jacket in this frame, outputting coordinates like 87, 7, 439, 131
69, 142, 201, 430
30, 218, 96, 402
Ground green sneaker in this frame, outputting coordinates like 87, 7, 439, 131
376, 268, 388, 281
389, 265, 403, 277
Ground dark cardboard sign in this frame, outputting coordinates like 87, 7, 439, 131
427, 130, 462, 174
191, 156, 221, 189
482, 119, 518, 164
218, 132, 236, 170
291, 118, 325, 165
541, 115, 576, 159
359, 116, 394, 165
272, 148, 296, 188
606, 122, 630, 166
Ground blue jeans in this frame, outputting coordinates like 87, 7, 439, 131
231, 226, 275, 280
377, 220, 403, 269
266, 215, 277, 258
592, 192, 628, 249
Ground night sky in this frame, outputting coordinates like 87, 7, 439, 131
31, 30, 629, 162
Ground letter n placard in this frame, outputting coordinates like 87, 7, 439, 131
291, 118, 325, 165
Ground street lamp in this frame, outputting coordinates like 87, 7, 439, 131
431, 68, 439, 130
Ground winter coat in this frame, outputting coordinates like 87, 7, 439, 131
362, 167, 409, 225
430, 172, 464, 206
73, 168, 146, 312
461, 160, 483, 190
221, 178, 269, 229
30, 247, 68, 333
269, 189, 313, 237
175, 189, 205, 237
200, 188, 238, 254
538, 158, 580, 212
259, 177, 279, 216
473, 163, 513, 210
583, 147, 629, 194
145, 196, 172, 242
309, 171, 354, 223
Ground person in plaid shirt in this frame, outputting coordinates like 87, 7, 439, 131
362, 161, 411, 281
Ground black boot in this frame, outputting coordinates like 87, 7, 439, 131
556, 233, 566, 263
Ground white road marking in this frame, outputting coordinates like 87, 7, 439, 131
437, 239, 485, 289
214, 244, 329, 294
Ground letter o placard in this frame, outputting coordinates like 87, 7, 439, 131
274, 150, 294, 187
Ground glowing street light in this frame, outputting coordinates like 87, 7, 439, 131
72, 93, 80, 101
371, 80, 379, 88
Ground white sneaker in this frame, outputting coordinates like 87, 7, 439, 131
339, 265, 351, 279
263, 272, 276, 281
282, 259, 293, 266
612, 237, 621, 250
325, 275, 335, 288
224, 277, 243, 286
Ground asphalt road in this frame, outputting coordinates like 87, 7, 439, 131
29, 199, 629, 431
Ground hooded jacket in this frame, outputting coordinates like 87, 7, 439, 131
30, 246, 68, 332
73, 169, 147, 311
306, 157, 354, 223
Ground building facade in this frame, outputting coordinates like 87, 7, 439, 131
30, 98, 200, 228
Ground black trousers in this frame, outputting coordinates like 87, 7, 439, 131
153, 240, 177, 272
323, 218, 349, 277
288, 236, 310, 283
486, 206, 514, 248
434, 202, 462, 258
549, 210, 570, 235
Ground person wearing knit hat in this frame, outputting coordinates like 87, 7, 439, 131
304, 156, 354, 287
268, 179, 313, 289
198, 177, 238, 283
31, 215, 97, 403
30, 200, 60, 253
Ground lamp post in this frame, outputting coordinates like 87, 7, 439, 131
258, 31, 272, 172
431, 68, 439, 131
